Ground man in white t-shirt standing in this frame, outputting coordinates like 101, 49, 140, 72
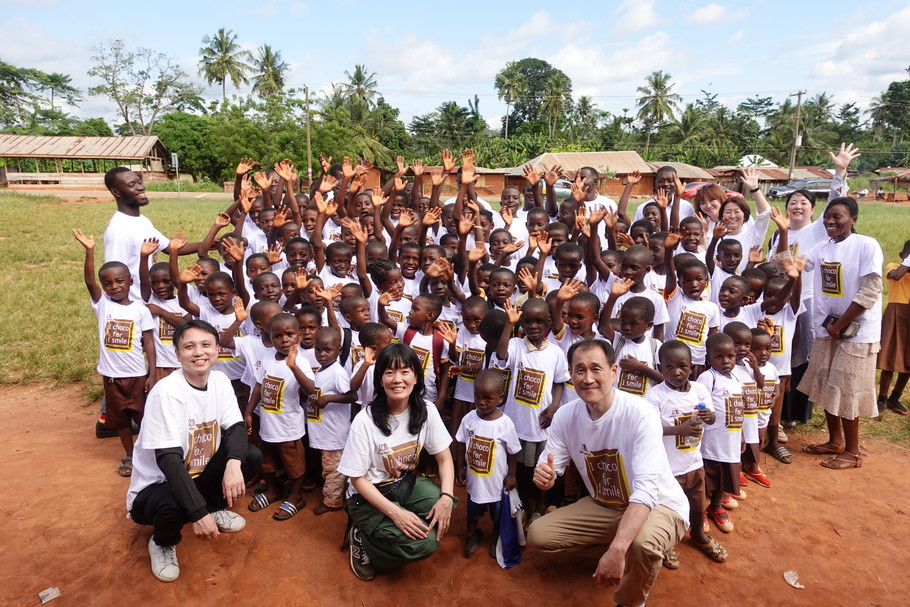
127, 319, 262, 582
528, 340, 687, 607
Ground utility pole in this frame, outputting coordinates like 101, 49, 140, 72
305, 86, 312, 188
787, 90, 805, 180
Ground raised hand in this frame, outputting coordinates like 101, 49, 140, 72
429, 166, 446, 187
268, 242, 283, 264
543, 164, 564, 186
72, 228, 95, 250
412, 159, 425, 177
422, 206, 442, 226
214, 212, 232, 228
435, 322, 457, 345
589, 208, 608, 226
223, 237, 245, 263
397, 208, 416, 228
393, 174, 408, 192
295, 267, 312, 290
354, 160, 370, 177
425, 257, 447, 278
503, 297, 521, 325
371, 191, 389, 210
713, 217, 731, 239
324, 200, 339, 219
829, 142, 861, 174
233, 296, 249, 323
517, 267, 539, 294
770, 206, 790, 231
523, 163, 542, 186
527, 231, 539, 252
236, 157, 256, 175
169, 233, 188, 252
574, 208, 588, 232
500, 206, 514, 227
395, 155, 406, 175
468, 246, 487, 263
285, 344, 299, 370
319, 154, 332, 174
625, 170, 641, 186
611, 277, 634, 297
140, 237, 159, 256
602, 210, 618, 229
275, 159, 297, 182
615, 232, 635, 249
180, 264, 202, 284
570, 175, 586, 203
441, 149, 455, 173
349, 174, 365, 195
748, 245, 764, 265
739, 167, 760, 192
342, 156, 355, 179
457, 218, 475, 236
238, 194, 253, 214
253, 171, 270, 190
673, 172, 685, 198
655, 188, 669, 209
343, 217, 367, 244
317, 175, 339, 194
502, 240, 525, 255
664, 227, 682, 250
557, 278, 584, 301
272, 206, 291, 228
312, 191, 327, 215
537, 235, 553, 257
460, 149, 476, 184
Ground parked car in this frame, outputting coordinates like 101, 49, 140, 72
542, 178, 573, 200
767, 178, 833, 199
680, 181, 737, 200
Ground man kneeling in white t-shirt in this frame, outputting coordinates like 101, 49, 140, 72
126, 320, 262, 582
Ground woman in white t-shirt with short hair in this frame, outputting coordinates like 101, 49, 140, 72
337, 343, 456, 581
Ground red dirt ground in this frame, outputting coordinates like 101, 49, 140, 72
2, 383, 908, 606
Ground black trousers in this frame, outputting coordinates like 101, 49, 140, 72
131, 444, 262, 546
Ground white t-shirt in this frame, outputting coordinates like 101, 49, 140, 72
338, 401, 452, 495
733, 363, 760, 445
765, 302, 804, 376
126, 369, 242, 511
612, 335, 661, 397
233, 334, 273, 390
634, 197, 694, 222
306, 361, 352, 450
453, 328, 489, 402
394, 325, 449, 402
707, 267, 734, 307
802, 234, 883, 344
610, 288, 670, 338
147, 294, 185, 369
255, 354, 313, 443
768, 218, 827, 301
696, 369, 744, 463
726, 209, 771, 274
104, 211, 169, 301
456, 411, 521, 504
91, 295, 155, 378
353, 359, 376, 406
498, 338, 570, 442
665, 290, 720, 365
645, 381, 713, 476
718, 303, 764, 332
199, 303, 245, 380
540, 394, 688, 521
757, 362, 779, 429
369, 290, 411, 326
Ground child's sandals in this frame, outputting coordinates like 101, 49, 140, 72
695, 537, 728, 562
820, 451, 862, 470
248, 493, 280, 512
117, 457, 132, 477
662, 548, 681, 569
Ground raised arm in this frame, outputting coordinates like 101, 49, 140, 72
219, 298, 248, 350
496, 299, 521, 361
73, 229, 101, 303
663, 228, 682, 297
198, 213, 232, 259
616, 170, 641, 223
829, 142, 860, 202
542, 164, 563, 218
552, 278, 582, 335
138, 237, 160, 303
705, 219, 730, 276
176, 264, 202, 317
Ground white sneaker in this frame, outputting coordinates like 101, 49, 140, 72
148, 537, 179, 582
212, 509, 246, 533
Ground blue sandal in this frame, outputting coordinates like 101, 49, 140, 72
248, 492, 279, 512
273, 500, 304, 521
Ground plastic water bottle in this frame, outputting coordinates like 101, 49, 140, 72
685, 403, 707, 448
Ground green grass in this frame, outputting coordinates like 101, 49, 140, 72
0, 191, 908, 430
143, 180, 224, 193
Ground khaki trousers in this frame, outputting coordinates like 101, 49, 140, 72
527, 497, 685, 607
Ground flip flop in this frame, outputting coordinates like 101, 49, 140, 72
248, 493, 280, 513
118, 457, 133, 477
820, 451, 862, 470
766, 446, 792, 464
694, 537, 729, 562
803, 442, 845, 455
273, 500, 304, 521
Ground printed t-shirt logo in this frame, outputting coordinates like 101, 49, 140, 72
741, 381, 759, 417
381, 440, 419, 478
674, 413, 700, 451
260, 375, 285, 413
584, 448, 631, 510
104, 318, 134, 352
467, 435, 495, 476
412, 346, 431, 374
459, 348, 485, 381
216, 329, 241, 361
514, 367, 546, 407
724, 394, 744, 431
436, 320, 456, 335
158, 317, 176, 343
618, 369, 647, 396
820, 262, 843, 297
769, 324, 784, 354
676, 310, 707, 345
306, 388, 323, 422
759, 381, 777, 412
350, 346, 365, 367
185, 420, 218, 477
387, 309, 404, 324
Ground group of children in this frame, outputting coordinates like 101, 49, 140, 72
77, 150, 903, 571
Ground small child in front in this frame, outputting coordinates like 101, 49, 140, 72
74, 229, 156, 477
455, 370, 520, 559
646, 340, 727, 567
696, 333, 744, 534
245, 313, 315, 521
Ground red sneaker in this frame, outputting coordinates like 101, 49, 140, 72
744, 470, 772, 488
739, 472, 748, 486
721, 494, 738, 509
707, 507, 734, 533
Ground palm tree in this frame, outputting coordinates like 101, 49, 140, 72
436, 101, 470, 147
344, 64, 377, 123
540, 74, 571, 138
636, 70, 682, 151
251, 45, 288, 99
39, 72, 80, 110
494, 62, 524, 138
198, 28, 252, 101
665, 104, 707, 146
570, 95, 598, 140
318, 83, 350, 124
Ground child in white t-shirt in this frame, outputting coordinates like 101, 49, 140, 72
601, 286, 663, 397
350, 323, 394, 409
245, 313, 315, 521
308, 328, 357, 515
725, 323, 766, 494
450, 296, 491, 434
455, 370, 520, 559
752, 328, 780, 470
139, 240, 187, 380
646, 340, 727, 564
75, 229, 156, 477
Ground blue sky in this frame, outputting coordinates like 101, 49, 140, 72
1, 0, 908, 129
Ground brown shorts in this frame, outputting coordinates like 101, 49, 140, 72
741, 441, 761, 465
261, 438, 306, 479
675, 467, 706, 515
702, 458, 741, 495
102, 375, 146, 431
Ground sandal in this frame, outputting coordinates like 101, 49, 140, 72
118, 457, 133, 477
887, 397, 909, 416
766, 446, 792, 464
248, 493, 280, 513
744, 470, 772, 488
694, 537, 728, 563
803, 442, 845, 455
273, 500, 304, 521
662, 548, 681, 569
820, 451, 862, 470
706, 507, 734, 533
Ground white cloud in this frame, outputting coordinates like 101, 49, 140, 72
686, 3, 748, 25
610, 0, 657, 38
726, 29, 745, 43
289, 2, 309, 16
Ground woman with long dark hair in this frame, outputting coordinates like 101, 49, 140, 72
337, 343, 456, 580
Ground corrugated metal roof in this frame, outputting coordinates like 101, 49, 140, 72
403, 165, 505, 176
503, 151, 653, 177
793, 166, 833, 178
646, 161, 714, 180
711, 166, 790, 181
0, 135, 165, 159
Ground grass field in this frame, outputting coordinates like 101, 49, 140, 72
0, 190, 908, 441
